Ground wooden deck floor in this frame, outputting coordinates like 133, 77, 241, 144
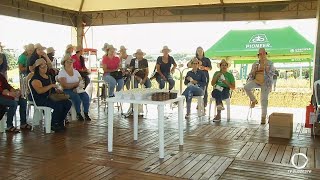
1, 103, 320, 179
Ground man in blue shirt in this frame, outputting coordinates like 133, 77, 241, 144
182, 58, 207, 119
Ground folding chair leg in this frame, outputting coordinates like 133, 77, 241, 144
33, 109, 41, 126
44, 109, 52, 134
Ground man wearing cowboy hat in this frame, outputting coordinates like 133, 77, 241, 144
119, 45, 133, 90
244, 48, 275, 124
0, 42, 8, 79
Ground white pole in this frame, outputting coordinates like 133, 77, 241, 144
107, 102, 114, 153
158, 105, 165, 159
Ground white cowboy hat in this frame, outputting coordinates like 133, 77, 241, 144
34, 43, 46, 50
105, 44, 117, 52
217, 59, 231, 68
133, 49, 146, 57
61, 55, 74, 65
46, 47, 55, 54
160, 46, 171, 53
0, 42, 5, 48
24, 43, 34, 51
119, 45, 127, 51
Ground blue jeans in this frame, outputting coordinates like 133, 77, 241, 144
134, 78, 151, 88
212, 88, 230, 105
0, 96, 27, 128
63, 89, 90, 113
37, 99, 72, 126
104, 74, 124, 97
182, 85, 204, 114
156, 73, 175, 90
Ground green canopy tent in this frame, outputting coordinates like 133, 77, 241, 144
205, 26, 314, 85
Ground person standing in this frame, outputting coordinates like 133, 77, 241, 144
188, 47, 212, 109
0, 42, 8, 79
18, 43, 34, 76
244, 48, 275, 124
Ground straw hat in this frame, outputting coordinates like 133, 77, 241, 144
24, 43, 34, 51
119, 45, 127, 51
217, 59, 231, 68
47, 47, 55, 54
0, 42, 5, 48
160, 46, 171, 53
66, 44, 75, 50
34, 43, 46, 50
133, 49, 146, 57
32, 58, 47, 70
61, 55, 74, 66
105, 44, 116, 52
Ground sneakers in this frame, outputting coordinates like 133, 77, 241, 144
185, 114, 190, 119
77, 113, 84, 121
250, 100, 258, 108
213, 114, 221, 122
216, 105, 225, 111
84, 113, 91, 121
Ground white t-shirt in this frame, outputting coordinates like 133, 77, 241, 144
123, 55, 133, 67
57, 68, 81, 84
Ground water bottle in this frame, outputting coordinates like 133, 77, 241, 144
135, 59, 139, 69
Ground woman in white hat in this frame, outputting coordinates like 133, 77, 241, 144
18, 43, 34, 76
119, 45, 133, 90
58, 56, 91, 121
182, 57, 206, 119
71, 46, 90, 89
0, 42, 8, 79
211, 59, 235, 122
155, 46, 177, 90
30, 58, 72, 132
129, 49, 151, 88
101, 44, 124, 97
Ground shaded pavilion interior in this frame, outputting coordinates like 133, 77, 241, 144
1, 0, 320, 179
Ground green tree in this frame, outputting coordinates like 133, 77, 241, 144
2, 49, 17, 70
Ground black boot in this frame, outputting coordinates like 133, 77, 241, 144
84, 113, 91, 121
77, 113, 84, 121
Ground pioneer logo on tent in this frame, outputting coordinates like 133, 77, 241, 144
246, 34, 272, 49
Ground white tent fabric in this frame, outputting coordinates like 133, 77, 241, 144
29, 0, 290, 12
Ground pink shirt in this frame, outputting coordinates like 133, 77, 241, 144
102, 55, 120, 71
71, 54, 83, 71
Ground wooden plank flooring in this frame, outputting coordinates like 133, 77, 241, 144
1, 103, 320, 179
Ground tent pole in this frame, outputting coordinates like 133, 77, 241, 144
309, 60, 312, 89
313, 0, 320, 82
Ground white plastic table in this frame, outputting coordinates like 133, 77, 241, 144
106, 96, 185, 159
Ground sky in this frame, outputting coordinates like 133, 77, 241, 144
0, 15, 317, 58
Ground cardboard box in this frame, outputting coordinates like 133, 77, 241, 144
311, 121, 320, 136
269, 113, 293, 139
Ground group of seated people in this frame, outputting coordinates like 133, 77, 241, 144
0, 43, 273, 133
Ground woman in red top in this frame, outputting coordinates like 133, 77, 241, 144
101, 44, 124, 97
71, 46, 90, 89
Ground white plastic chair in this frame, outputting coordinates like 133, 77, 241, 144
313, 80, 320, 139
208, 97, 231, 120
193, 95, 205, 117
28, 80, 53, 133
0, 115, 5, 132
